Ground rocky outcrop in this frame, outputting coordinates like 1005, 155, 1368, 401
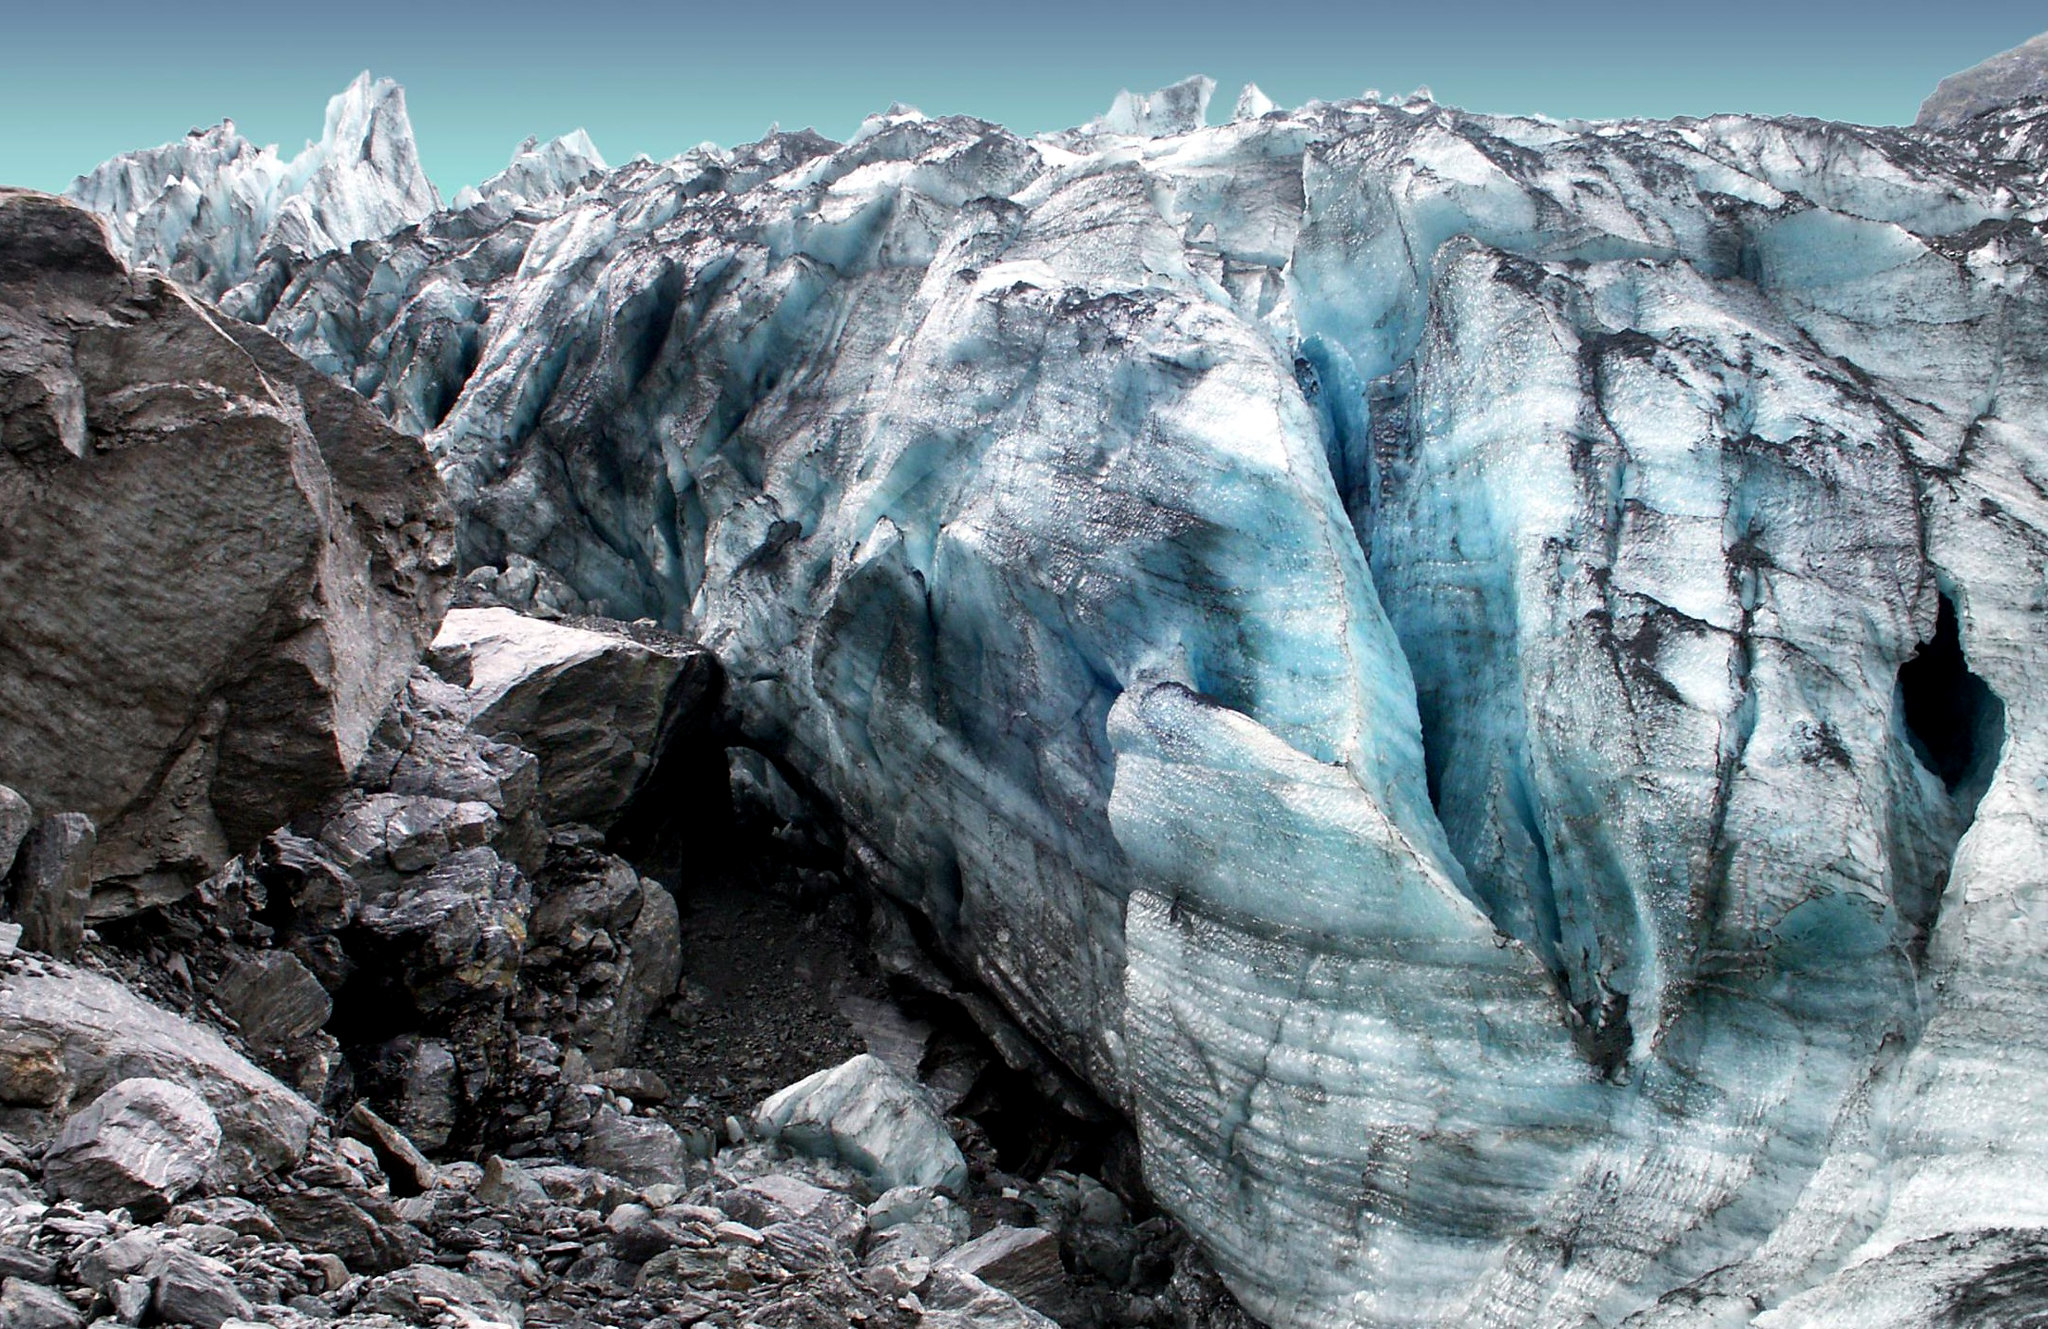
40, 1079, 221, 1218
8, 815, 93, 960
1918, 30, 2048, 127
0, 960, 315, 1186
0, 190, 454, 915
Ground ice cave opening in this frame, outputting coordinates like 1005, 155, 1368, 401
1899, 590, 2007, 812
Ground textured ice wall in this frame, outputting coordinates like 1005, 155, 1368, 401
66, 72, 439, 298
74, 83, 2048, 1327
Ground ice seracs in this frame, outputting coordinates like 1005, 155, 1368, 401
65, 72, 438, 298
451, 130, 609, 211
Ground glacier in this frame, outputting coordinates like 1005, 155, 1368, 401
67, 71, 439, 300
66, 55, 2048, 1328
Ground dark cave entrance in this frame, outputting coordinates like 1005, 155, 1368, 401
1899, 591, 2006, 809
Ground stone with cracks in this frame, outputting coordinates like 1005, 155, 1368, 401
148, 1248, 251, 1329
213, 952, 333, 1053
938, 1225, 1074, 1322
0, 962, 313, 1186
0, 786, 30, 882
0, 189, 453, 915
8, 814, 93, 960
0, 1279, 83, 1329
42, 1078, 221, 1216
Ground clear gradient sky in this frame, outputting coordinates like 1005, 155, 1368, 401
3, 0, 2041, 196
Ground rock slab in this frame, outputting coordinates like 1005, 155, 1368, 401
430, 607, 714, 826
8, 813, 93, 959
0, 961, 314, 1185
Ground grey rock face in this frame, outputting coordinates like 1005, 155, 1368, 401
920, 1265, 1060, 1329
516, 842, 680, 1070
42, 1078, 221, 1216
264, 1184, 422, 1275
214, 952, 333, 1054
353, 1264, 518, 1327
577, 1108, 690, 1188
1919, 29, 2048, 127
0, 190, 454, 912
8, 815, 93, 959
0, 962, 314, 1185
938, 1225, 1073, 1322
755, 1054, 967, 1193
431, 608, 715, 827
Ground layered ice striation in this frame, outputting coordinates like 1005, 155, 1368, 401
72, 64, 2048, 1328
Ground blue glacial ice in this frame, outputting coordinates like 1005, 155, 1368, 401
71, 70, 2048, 1328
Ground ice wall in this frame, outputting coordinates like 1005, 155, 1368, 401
71, 76, 2048, 1328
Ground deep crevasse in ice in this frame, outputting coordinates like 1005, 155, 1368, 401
72, 75, 2048, 1328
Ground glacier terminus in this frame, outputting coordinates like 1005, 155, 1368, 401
51, 34, 2048, 1329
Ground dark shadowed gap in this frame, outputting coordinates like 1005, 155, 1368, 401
1899, 591, 2007, 808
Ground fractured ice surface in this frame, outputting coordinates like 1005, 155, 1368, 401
67, 72, 440, 299
75, 74, 2048, 1328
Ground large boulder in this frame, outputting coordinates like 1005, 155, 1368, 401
755, 1054, 967, 1194
429, 607, 715, 826
0, 189, 454, 916
0, 962, 314, 1185
41, 1077, 220, 1216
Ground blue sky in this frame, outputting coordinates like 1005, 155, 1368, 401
3, 0, 2040, 195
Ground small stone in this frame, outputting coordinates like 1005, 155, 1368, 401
592, 1067, 670, 1103
149, 1248, 252, 1329
754, 1054, 967, 1192
0, 1248, 56, 1285
0, 1028, 69, 1108
109, 1277, 151, 1325
0, 786, 32, 882
476, 1155, 549, 1211
76, 1229, 164, 1289
0, 924, 19, 961
264, 1186, 421, 1274
938, 1226, 1073, 1323
351, 1264, 516, 1326
577, 1109, 689, 1187
343, 1102, 437, 1195
304, 1253, 348, 1292
42, 1078, 221, 1217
